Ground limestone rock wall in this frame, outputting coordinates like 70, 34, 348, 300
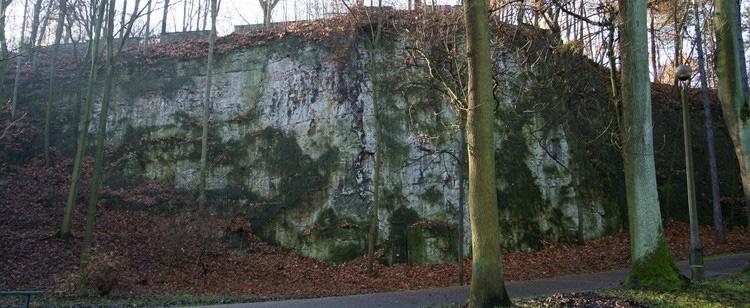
41, 34, 622, 263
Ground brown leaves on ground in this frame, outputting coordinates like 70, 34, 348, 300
1, 157, 749, 300
518, 292, 647, 308
0, 102, 39, 150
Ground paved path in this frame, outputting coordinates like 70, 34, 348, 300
199, 253, 749, 308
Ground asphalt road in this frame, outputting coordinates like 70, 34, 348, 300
197, 253, 750, 308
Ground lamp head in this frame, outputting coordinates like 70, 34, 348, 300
676, 64, 692, 81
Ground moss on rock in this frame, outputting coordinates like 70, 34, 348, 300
386, 207, 420, 264
405, 220, 457, 264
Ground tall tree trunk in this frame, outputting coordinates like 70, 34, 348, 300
197, 0, 216, 210
71, 40, 94, 152
44, 0, 68, 166
161, 0, 169, 34
59, 0, 106, 239
11, 0, 30, 119
607, 25, 619, 101
182, 0, 187, 31
0, 0, 12, 104
703, 4, 719, 87
80, 0, 115, 269
35, 4, 52, 47
265, 0, 271, 26
259, 0, 279, 27
89, 0, 97, 39
120, 0, 140, 52
650, 9, 658, 82
578, 2, 584, 42
715, 0, 750, 228
674, 0, 683, 65
202, 0, 208, 31
195, 0, 201, 30
463, 0, 512, 305
144, 0, 151, 56
366, 0, 384, 276
516, 1, 525, 25
734, 0, 748, 90
27, 0, 42, 74
746, 5, 750, 84
64, 9, 76, 54
619, 0, 687, 290
564, 4, 571, 40
367, 87, 382, 274
606, 9, 630, 232
120, 0, 127, 33
694, 0, 725, 244
457, 116, 466, 286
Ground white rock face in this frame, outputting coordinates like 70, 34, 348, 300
79, 36, 619, 263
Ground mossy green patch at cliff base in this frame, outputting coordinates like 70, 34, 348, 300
406, 221, 457, 264
305, 208, 368, 264
624, 237, 689, 291
386, 207, 421, 264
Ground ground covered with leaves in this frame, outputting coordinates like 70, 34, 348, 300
517, 271, 750, 308
518, 292, 647, 308
1, 153, 750, 306
600, 271, 750, 307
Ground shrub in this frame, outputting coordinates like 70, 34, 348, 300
55, 251, 126, 296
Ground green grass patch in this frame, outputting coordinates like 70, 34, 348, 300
602, 271, 750, 307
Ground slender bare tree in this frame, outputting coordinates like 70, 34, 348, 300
80, 0, 116, 268
161, 0, 169, 33
198, 0, 218, 210
44, 0, 68, 166
11, 0, 30, 119
58, 0, 106, 239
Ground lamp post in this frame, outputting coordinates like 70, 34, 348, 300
677, 64, 704, 281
